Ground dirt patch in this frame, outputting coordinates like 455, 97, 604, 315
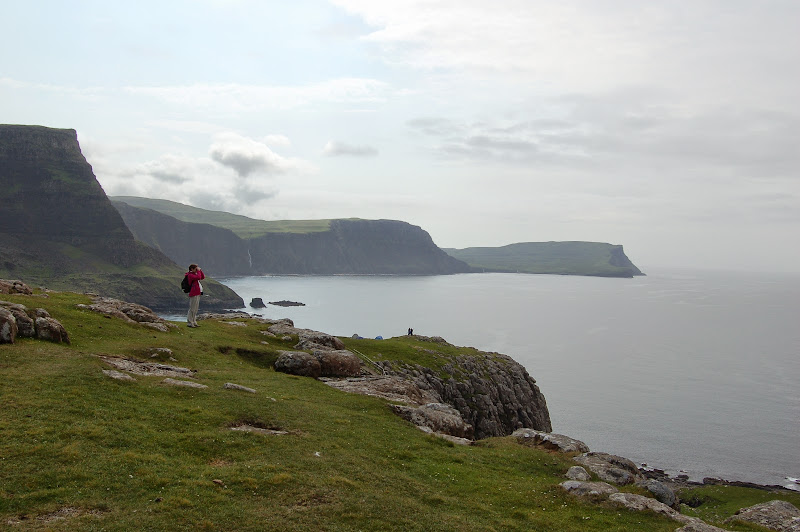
6, 506, 104, 526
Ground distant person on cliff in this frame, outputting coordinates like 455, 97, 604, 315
186, 264, 205, 328
408, 327, 413, 336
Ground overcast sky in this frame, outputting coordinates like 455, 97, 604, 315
3, 0, 799, 273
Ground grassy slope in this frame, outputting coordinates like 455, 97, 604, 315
111, 196, 335, 239
444, 242, 639, 277
2, 291, 796, 531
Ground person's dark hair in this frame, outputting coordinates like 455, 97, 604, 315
189, 264, 198, 271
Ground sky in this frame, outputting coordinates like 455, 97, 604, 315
2, 0, 799, 273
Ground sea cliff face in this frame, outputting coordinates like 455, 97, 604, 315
378, 348, 552, 439
0, 124, 243, 311
113, 200, 471, 276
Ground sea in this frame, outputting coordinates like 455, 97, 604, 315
183, 269, 799, 490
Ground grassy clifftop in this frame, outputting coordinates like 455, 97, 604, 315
112, 196, 335, 239
2, 288, 795, 530
444, 241, 644, 278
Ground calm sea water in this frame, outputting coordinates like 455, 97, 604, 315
205, 270, 799, 489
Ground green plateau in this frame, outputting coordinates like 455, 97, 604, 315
444, 242, 644, 278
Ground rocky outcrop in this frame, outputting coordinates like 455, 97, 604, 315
76, 296, 176, 332
274, 351, 322, 378
572, 452, 643, 486
0, 279, 33, 295
0, 125, 243, 311
376, 338, 551, 439
513, 428, 590, 454
727, 500, 800, 531
0, 296, 70, 344
389, 403, 474, 440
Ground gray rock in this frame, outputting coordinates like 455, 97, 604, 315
11, 308, 35, 337
0, 308, 18, 343
323, 375, 439, 405
162, 378, 208, 389
313, 349, 361, 377
0, 279, 33, 295
609, 493, 727, 530
566, 466, 591, 481
573, 452, 642, 485
380, 351, 551, 439
390, 402, 474, 439
727, 500, 800, 531
274, 351, 322, 378
224, 382, 257, 393
230, 424, 288, 436
76, 296, 172, 330
513, 428, 590, 453
102, 370, 136, 382
34, 316, 70, 344
639, 478, 677, 509
100, 356, 196, 378
250, 297, 266, 308
560, 480, 619, 497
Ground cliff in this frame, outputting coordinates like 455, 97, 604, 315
0, 124, 243, 311
444, 241, 644, 278
113, 198, 471, 276
375, 345, 552, 439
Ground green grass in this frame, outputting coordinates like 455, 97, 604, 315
444, 242, 641, 277
1, 289, 795, 530
111, 196, 333, 238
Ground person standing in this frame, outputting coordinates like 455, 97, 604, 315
186, 264, 205, 328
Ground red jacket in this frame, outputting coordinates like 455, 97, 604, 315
186, 269, 205, 297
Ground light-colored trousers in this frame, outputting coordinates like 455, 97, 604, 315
187, 295, 201, 325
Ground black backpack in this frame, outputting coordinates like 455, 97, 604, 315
181, 274, 191, 293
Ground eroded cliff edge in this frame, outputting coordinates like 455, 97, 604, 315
0, 124, 243, 311
113, 199, 471, 276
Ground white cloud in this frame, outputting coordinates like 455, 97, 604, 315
209, 132, 310, 177
322, 140, 378, 157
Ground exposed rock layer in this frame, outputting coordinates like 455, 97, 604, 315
114, 198, 472, 276
376, 339, 551, 439
0, 125, 242, 311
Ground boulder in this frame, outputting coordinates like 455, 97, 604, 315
250, 297, 266, 308
0, 308, 18, 343
76, 296, 172, 330
573, 452, 642, 485
313, 349, 361, 377
0, 304, 35, 338
390, 402, 474, 439
296, 331, 346, 351
224, 382, 257, 393
727, 500, 800, 531
323, 375, 439, 405
162, 378, 208, 389
639, 478, 678, 509
513, 428, 590, 453
560, 480, 619, 497
609, 493, 727, 531
274, 351, 322, 378
566, 466, 591, 481
0, 279, 33, 295
34, 316, 70, 344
